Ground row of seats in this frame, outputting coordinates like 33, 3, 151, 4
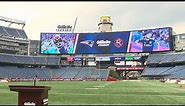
0, 53, 60, 65
0, 26, 27, 39
142, 65, 185, 78
144, 52, 185, 79
147, 52, 185, 64
0, 66, 109, 80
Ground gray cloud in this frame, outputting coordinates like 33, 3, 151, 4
0, 2, 185, 40
75, 2, 185, 33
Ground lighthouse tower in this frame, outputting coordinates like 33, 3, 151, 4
98, 16, 113, 32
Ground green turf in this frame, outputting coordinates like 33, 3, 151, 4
0, 80, 185, 105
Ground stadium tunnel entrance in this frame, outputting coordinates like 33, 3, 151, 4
116, 67, 144, 80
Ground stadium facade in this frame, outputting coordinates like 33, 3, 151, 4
0, 16, 29, 55
174, 33, 185, 51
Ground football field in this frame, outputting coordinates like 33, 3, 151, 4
0, 80, 185, 105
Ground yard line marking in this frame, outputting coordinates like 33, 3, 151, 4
85, 88, 99, 89
93, 86, 105, 88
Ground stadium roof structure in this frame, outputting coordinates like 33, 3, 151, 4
0, 16, 25, 29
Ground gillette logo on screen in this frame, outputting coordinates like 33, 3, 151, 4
96, 40, 111, 47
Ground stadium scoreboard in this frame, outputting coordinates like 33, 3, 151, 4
40, 27, 173, 55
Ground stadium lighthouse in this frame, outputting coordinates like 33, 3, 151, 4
98, 16, 113, 32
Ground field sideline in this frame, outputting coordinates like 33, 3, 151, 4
0, 80, 185, 105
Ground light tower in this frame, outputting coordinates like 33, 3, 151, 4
98, 16, 113, 32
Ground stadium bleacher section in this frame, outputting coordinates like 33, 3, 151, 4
143, 52, 185, 79
0, 26, 27, 39
75, 67, 92, 79
146, 53, 185, 64
0, 53, 60, 65
61, 67, 82, 79
0, 24, 29, 55
0, 66, 109, 81
0, 53, 109, 81
45, 56, 61, 65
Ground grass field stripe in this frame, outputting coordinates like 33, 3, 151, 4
49, 92, 185, 97
1, 81, 185, 104
93, 86, 105, 88
140, 81, 185, 91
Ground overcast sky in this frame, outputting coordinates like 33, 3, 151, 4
0, 2, 184, 40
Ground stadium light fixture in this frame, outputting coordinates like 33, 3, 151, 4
0, 16, 25, 25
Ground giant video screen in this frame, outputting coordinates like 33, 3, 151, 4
128, 27, 172, 52
40, 27, 172, 54
75, 31, 130, 54
40, 33, 77, 54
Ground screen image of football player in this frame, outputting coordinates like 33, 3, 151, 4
135, 30, 159, 52
158, 29, 170, 51
52, 34, 75, 54
41, 34, 60, 54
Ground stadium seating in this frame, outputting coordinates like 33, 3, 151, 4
61, 67, 82, 79
4, 27, 20, 38
45, 56, 60, 65
147, 52, 185, 64
32, 56, 47, 65
89, 67, 99, 78
160, 66, 184, 76
143, 52, 185, 78
0, 53, 60, 65
141, 67, 156, 76
147, 54, 165, 64
51, 68, 67, 78
173, 53, 185, 63
16, 29, 28, 39
142, 67, 173, 76
159, 54, 179, 64
75, 67, 92, 79
99, 69, 109, 79
15, 55, 34, 64
0, 53, 17, 63
0, 26, 8, 35
0, 26, 27, 39
0, 66, 110, 80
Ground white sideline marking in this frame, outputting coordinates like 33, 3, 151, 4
85, 88, 99, 89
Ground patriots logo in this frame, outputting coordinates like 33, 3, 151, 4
80, 40, 94, 47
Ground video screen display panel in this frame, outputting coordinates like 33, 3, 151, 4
40, 33, 77, 54
128, 27, 172, 52
75, 32, 130, 54
40, 27, 172, 55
